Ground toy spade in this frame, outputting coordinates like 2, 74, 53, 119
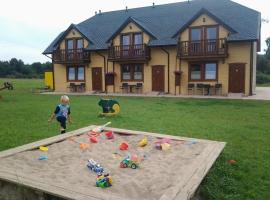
92, 122, 111, 133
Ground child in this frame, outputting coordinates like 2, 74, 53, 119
48, 95, 72, 134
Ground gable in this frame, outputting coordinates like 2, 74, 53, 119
59, 28, 89, 49
180, 14, 230, 41
112, 22, 151, 46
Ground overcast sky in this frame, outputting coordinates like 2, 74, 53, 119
0, 0, 269, 64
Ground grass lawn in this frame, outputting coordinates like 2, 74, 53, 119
257, 83, 270, 87
0, 79, 270, 200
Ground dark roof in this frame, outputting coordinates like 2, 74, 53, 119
43, 0, 261, 54
106, 17, 157, 42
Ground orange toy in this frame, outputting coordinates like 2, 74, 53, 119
90, 136, 98, 143
119, 142, 129, 150
80, 143, 90, 150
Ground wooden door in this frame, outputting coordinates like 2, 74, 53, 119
229, 63, 245, 93
152, 66, 165, 92
92, 67, 102, 91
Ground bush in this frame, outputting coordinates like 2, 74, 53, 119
256, 72, 270, 84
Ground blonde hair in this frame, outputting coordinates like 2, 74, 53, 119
60, 95, 70, 103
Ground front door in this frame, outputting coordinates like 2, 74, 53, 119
92, 67, 102, 91
229, 63, 245, 93
152, 66, 165, 92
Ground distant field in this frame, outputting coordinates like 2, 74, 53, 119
0, 78, 270, 200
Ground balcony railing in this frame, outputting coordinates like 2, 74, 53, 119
178, 38, 228, 59
108, 44, 150, 62
52, 49, 91, 64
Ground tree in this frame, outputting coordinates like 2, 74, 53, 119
257, 54, 270, 73
266, 37, 270, 59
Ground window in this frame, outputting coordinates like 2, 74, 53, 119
67, 66, 85, 81
121, 64, 143, 81
206, 27, 217, 40
189, 63, 217, 81
68, 67, 76, 81
190, 28, 201, 41
190, 64, 201, 80
66, 38, 84, 49
134, 64, 143, 80
77, 67, 85, 80
122, 65, 131, 80
205, 63, 217, 80
67, 39, 74, 49
76, 39, 83, 49
134, 33, 143, 45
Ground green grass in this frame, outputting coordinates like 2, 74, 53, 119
257, 82, 270, 87
0, 79, 270, 200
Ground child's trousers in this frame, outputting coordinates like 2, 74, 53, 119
56, 116, 66, 133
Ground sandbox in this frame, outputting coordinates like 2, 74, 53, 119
0, 125, 225, 200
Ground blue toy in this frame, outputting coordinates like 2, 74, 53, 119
87, 159, 104, 175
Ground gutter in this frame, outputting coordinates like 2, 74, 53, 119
96, 52, 107, 93
250, 42, 254, 96
161, 47, 170, 94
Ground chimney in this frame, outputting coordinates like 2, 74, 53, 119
95, 11, 97, 15
125, 6, 128, 12
99, 10, 101, 15
152, 2, 155, 8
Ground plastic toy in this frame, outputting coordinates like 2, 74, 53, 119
138, 138, 148, 147
155, 142, 171, 150
120, 156, 139, 169
87, 159, 104, 175
92, 122, 111, 133
186, 141, 197, 146
228, 159, 237, 165
155, 138, 172, 150
39, 146, 48, 152
98, 99, 120, 116
80, 143, 90, 150
90, 136, 98, 143
161, 143, 171, 150
105, 131, 114, 139
96, 173, 113, 188
119, 142, 129, 150
0, 82, 13, 91
0, 82, 14, 99
38, 155, 48, 160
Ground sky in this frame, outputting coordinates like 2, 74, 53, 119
0, 0, 269, 64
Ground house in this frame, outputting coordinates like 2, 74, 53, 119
43, 0, 261, 96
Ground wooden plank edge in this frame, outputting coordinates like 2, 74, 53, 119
0, 125, 95, 159
104, 127, 223, 144
0, 168, 125, 200
159, 142, 226, 200
174, 142, 226, 200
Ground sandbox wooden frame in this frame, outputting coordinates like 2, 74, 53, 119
0, 125, 225, 200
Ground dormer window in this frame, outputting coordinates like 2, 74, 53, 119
121, 32, 143, 57
189, 26, 218, 55
121, 33, 143, 46
66, 38, 84, 50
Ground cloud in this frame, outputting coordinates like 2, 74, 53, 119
0, 41, 50, 64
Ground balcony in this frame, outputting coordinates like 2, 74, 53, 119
52, 49, 91, 64
108, 44, 150, 62
177, 38, 228, 60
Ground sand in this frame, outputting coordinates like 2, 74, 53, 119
0, 131, 209, 200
